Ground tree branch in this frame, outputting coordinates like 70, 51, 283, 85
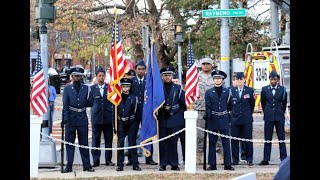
147, 0, 158, 16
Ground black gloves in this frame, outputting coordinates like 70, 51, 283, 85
61, 119, 67, 128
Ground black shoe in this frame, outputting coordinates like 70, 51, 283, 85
133, 165, 142, 171
92, 162, 100, 167
259, 160, 269, 165
232, 162, 239, 165
146, 160, 158, 165
224, 165, 235, 170
171, 166, 180, 171
247, 161, 253, 166
83, 167, 95, 172
126, 162, 133, 166
116, 166, 124, 171
62, 168, 72, 173
206, 165, 217, 171
240, 155, 247, 161
106, 161, 115, 166
159, 166, 166, 171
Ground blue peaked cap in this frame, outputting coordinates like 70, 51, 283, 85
135, 60, 146, 68
96, 67, 105, 75
236, 72, 245, 79
160, 66, 175, 74
269, 70, 280, 79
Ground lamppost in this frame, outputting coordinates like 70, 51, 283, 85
174, 24, 184, 84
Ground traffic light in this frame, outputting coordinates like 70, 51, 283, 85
35, 0, 57, 24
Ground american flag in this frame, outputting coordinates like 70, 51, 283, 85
30, 49, 48, 116
107, 20, 127, 106
185, 41, 199, 108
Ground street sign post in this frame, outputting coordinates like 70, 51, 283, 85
202, 9, 246, 18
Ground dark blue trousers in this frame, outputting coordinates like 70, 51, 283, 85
231, 123, 253, 163
65, 125, 91, 169
208, 128, 232, 166
91, 123, 113, 164
263, 120, 287, 161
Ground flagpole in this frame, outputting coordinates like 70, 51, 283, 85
113, 5, 118, 166
150, 29, 160, 166
187, 31, 194, 111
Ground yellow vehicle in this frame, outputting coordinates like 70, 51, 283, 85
244, 41, 290, 113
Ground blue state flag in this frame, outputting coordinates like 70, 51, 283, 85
140, 44, 165, 157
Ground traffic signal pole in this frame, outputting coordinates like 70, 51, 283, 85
39, 23, 51, 141
36, 0, 56, 140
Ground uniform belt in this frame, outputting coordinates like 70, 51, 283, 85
211, 110, 228, 116
69, 106, 86, 112
118, 116, 129, 122
171, 104, 179, 110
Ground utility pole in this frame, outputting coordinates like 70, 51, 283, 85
92, 34, 96, 76
35, 0, 57, 168
271, 1, 280, 42
220, 0, 230, 87
35, 0, 56, 141
174, 24, 184, 84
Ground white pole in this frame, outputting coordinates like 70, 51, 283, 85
30, 115, 43, 178
184, 110, 198, 173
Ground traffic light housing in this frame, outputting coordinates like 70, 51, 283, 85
35, 0, 57, 24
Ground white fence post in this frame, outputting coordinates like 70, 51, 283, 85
184, 110, 198, 173
30, 115, 42, 178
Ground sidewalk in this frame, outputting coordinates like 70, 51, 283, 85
36, 164, 280, 179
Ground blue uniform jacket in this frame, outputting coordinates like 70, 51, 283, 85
130, 76, 146, 120
89, 83, 113, 125
205, 87, 232, 130
62, 83, 93, 126
260, 84, 287, 121
117, 94, 138, 124
229, 85, 255, 125
158, 84, 186, 128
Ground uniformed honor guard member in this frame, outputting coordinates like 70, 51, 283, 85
157, 66, 186, 171
89, 67, 115, 167
259, 70, 288, 165
194, 57, 223, 165
116, 78, 141, 171
229, 72, 255, 166
204, 70, 234, 171
61, 66, 95, 173
128, 60, 158, 165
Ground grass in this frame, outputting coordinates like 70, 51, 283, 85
33, 172, 274, 180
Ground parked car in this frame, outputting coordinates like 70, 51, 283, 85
59, 66, 71, 86
84, 70, 91, 80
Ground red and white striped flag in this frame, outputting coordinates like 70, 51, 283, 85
185, 41, 199, 108
107, 18, 127, 106
30, 49, 48, 116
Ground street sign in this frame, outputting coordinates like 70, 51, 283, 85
202, 9, 247, 18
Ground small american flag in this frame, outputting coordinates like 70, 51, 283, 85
107, 20, 127, 106
185, 41, 199, 108
30, 49, 48, 116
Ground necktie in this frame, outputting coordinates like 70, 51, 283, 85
139, 79, 143, 85
239, 89, 242, 97
100, 86, 104, 97
272, 87, 276, 96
